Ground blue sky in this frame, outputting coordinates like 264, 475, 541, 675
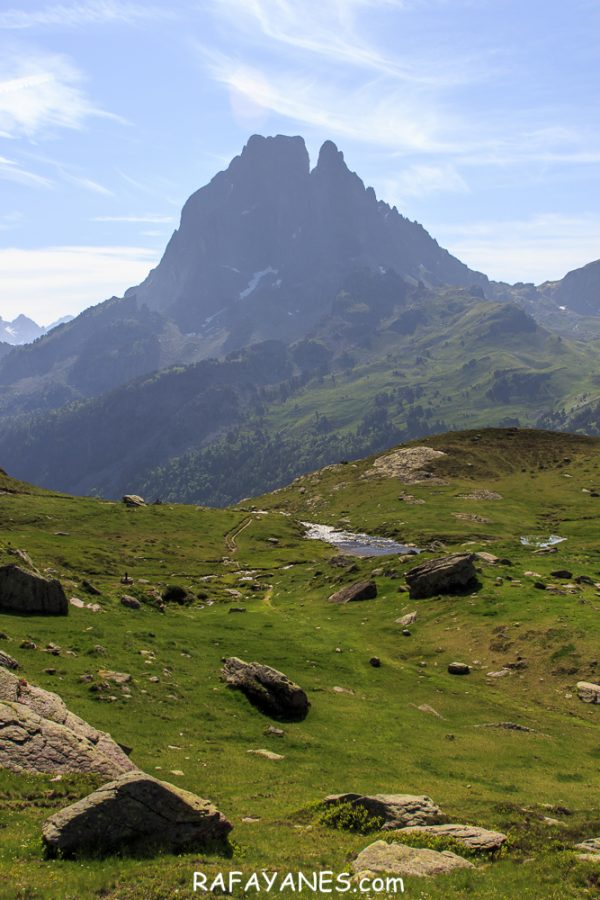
0, 0, 599, 324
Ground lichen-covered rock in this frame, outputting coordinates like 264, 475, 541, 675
351, 840, 474, 877
42, 771, 232, 856
577, 681, 600, 704
405, 554, 477, 599
397, 823, 507, 852
323, 793, 444, 828
0, 564, 68, 615
0, 667, 134, 776
0, 701, 134, 777
328, 580, 377, 604
221, 657, 309, 720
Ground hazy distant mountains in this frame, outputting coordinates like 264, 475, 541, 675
0, 134, 599, 501
0, 314, 73, 346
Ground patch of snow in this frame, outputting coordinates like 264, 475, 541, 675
240, 266, 278, 300
558, 305, 566, 311
201, 308, 225, 328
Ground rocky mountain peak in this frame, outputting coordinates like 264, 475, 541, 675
314, 139, 346, 172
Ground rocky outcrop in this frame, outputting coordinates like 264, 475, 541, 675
328, 580, 377, 604
397, 824, 507, 852
122, 495, 145, 507
577, 681, 600, 703
351, 840, 474, 877
0, 702, 134, 777
0, 564, 68, 615
0, 650, 19, 670
221, 657, 309, 720
42, 771, 232, 856
395, 611, 417, 627
0, 667, 135, 776
575, 837, 600, 855
324, 793, 444, 828
367, 447, 447, 483
405, 554, 477, 599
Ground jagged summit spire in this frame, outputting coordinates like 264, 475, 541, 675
236, 133, 310, 175
315, 139, 346, 171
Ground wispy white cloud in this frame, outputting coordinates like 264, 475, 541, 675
92, 213, 175, 223
0, 50, 121, 139
209, 0, 480, 87
203, 54, 452, 152
201, 0, 600, 178
436, 213, 600, 284
0, 245, 159, 323
0, 0, 173, 30
383, 163, 469, 201
0, 155, 54, 188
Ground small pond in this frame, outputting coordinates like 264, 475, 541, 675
302, 522, 420, 558
520, 534, 566, 549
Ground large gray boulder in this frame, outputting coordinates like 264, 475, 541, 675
221, 657, 309, 720
405, 554, 477, 599
0, 667, 135, 776
0, 701, 135, 777
0, 564, 68, 615
324, 793, 444, 828
328, 580, 377, 604
397, 823, 507, 852
42, 771, 232, 856
351, 840, 474, 877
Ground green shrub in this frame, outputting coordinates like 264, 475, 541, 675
318, 802, 384, 834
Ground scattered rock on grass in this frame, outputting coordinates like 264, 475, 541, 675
0, 565, 68, 615
396, 823, 507, 852
0, 650, 19, 670
122, 495, 146, 507
221, 657, 309, 721
575, 838, 600, 856
577, 681, 600, 704
351, 840, 473, 877
328, 580, 377, 604
323, 793, 444, 828
396, 612, 417, 627
120, 595, 141, 610
247, 749, 285, 761
448, 662, 471, 676
405, 554, 477, 600
42, 771, 232, 857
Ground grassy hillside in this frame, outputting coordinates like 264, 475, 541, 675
1, 428, 600, 898
141, 290, 600, 505
2, 281, 600, 506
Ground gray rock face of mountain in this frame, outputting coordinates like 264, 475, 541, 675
546, 259, 600, 316
130, 134, 488, 347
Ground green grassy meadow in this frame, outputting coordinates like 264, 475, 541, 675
0, 428, 599, 898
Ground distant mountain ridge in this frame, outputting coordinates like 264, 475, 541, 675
0, 314, 73, 346
0, 134, 600, 501
130, 135, 488, 344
